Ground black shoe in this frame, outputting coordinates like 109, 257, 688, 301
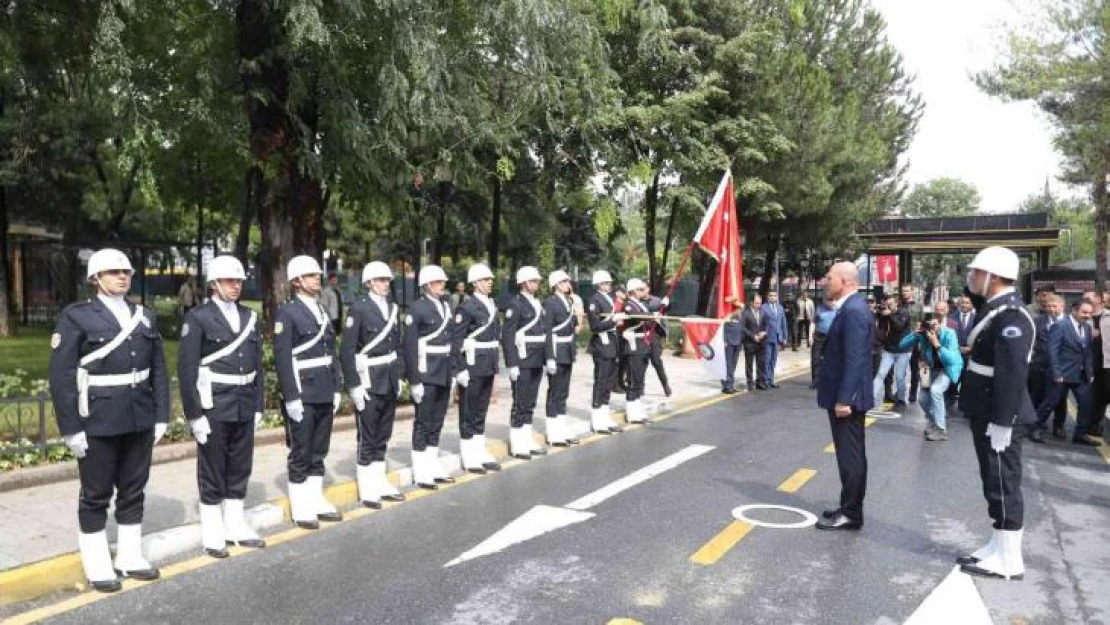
815, 514, 862, 531
90, 579, 122, 593
116, 568, 160, 582
551, 441, 571, 448
318, 511, 343, 522
955, 554, 982, 566
434, 476, 456, 484
756, 383, 768, 391
513, 453, 533, 460
295, 519, 320, 530
482, 462, 502, 472
382, 493, 406, 502
1029, 429, 1046, 444
467, 466, 488, 474
1073, 435, 1101, 447
1052, 426, 1067, 439
960, 563, 1024, 581
768, 382, 780, 389
747, 383, 756, 391
361, 499, 382, 509
609, 425, 624, 433
893, 400, 907, 409
593, 428, 613, 435
566, 437, 580, 445
531, 448, 548, 456
417, 482, 438, 491
821, 509, 841, 519
205, 547, 230, 559
228, 538, 266, 548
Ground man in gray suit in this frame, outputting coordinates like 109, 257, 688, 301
742, 295, 767, 390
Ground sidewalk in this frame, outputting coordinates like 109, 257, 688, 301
0, 347, 812, 605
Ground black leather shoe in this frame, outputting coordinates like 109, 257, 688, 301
513, 453, 533, 460
90, 579, 122, 593
417, 482, 438, 491
1029, 429, 1046, 443
955, 554, 981, 566
434, 476, 456, 484
1053, 426, 1067, 439
1073, 435, 1101, 447
362, 499, 383, 509
609, 425, 624, 433
552, 441, 571, 448
382, 493, 406, 502
204, 547, 230, 559
467, 466, 488, 474
318, 511, 343, 522
815, 514, 862, 531
117, 567, 160, 581
531, 448, 548, 456
960, 563, 1023, 580
769, 382, 780, 389
295, 519, 320, 530
821, 509, 841, 520
756, 384, 768, 391
566, 437, 580, 445
593, 428, 613, 435
482, 462, 502, 472
229, 538, 266, 548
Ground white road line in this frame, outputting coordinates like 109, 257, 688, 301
564, 444, 715, 511
904, 565, 991, 625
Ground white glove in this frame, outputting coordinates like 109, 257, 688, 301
660, 296, 670, 308
653, 312, 662, 320
545, 359, 557, 375
397, 381, 404, 400
190, 416, 211, 445
64, 431, 88, 459
456, 370, 470, 388
285, 399, 305, 423
333, 392, 342, 413
611, 313, 628, 323
153, 423, 168, 446
254, 412, 263, 430
509, 366, 520, 382
350, 387, 368, 412
986, 423, 1013, 453
411, 383, 425, 404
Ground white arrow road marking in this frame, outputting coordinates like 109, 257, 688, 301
904, 566, 991, 625
445, 444, 715, 567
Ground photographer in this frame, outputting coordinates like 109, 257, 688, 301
899, 311, 964, 441
872, 294, 912, 406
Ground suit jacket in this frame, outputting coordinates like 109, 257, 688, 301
817, 293, 875, 413
954, 309, 976, 347
740, 306, 763, 349
761, 302, 790, 344
1029, 313, 1055, 372
1047, 316, 1095, 383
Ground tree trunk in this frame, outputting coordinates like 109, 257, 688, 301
0, 182, 12, 337
644, 172, 659, 291
660, 196, 679, 289
488, 173, 502, 274
234, 166, 262, 262
1095, 173, 1108, 293
433, 203, 445, 266
759, 237, 779, 299
695, 248, 717, 316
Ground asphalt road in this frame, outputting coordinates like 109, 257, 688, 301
22, 377, 1110, 624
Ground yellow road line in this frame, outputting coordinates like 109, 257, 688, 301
1098, 440, 1110, 465
865, 417, 876, 427
777, 468, 817, 493
824, 443, 835, 453
608, 620, 644, 625
689, 521, 754, 566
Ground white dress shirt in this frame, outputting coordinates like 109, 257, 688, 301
297, 293, 325, 325
97, 293, 131, 328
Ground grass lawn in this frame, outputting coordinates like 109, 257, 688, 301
0, 327, 180, 383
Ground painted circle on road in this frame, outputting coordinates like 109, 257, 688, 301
732, 504, 818, 529
866, 410, 902, 420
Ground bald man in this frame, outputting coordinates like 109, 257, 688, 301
815, 263, 875, 531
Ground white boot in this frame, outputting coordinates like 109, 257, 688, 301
460, 438, 483, 473
199, 503, 229, 558
958, 530, 997, 566
288, 480, 319, 528
476, 434, 501, 469
525, 424, 547, 455
113, 524, 159, 580
357, 463, 381, 508
223, 499, 264, 547
559, 415, 581, 444
372, 461, 404, 501
963, 529, 1024, 580
307, 475, 341, 521
510, 427, 532, 458
412, 449, 437, 489
602, 405, 622, 432
427, 446, 454, 483
547, 417, 567, 446
626, 399, 645, 424
591, 407, 611, 434
78, 530, 120, 592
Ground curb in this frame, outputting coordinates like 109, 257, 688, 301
0, 363, 807, 609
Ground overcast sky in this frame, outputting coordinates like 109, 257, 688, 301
871, 0, 1070, 212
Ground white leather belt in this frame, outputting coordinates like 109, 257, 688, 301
554, 336, 574, 344
464, 340, 500, 366
293, 355, 333, 393
207, 371, 257, 386
198, 368, 257, 409
418, 344, 451, 373
356, 352, 398, 389
471, 341, 499, 349
968, 361, 994, 377
623, 329, 645, 350
78, 368, 150, 417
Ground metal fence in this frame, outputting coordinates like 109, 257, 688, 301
0, 392, 52, 455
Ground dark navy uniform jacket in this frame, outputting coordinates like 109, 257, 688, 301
177, 300, 264, 423
620, 298, 651, 357
340, 295, 403, 397
587, 291, 620, 360
273, 297, 341, 405
502, 292, 548, 369
403, 295, 457, 387
958, 290, 1037, 427
48, 298, 170, 437
452, 295, 501, 377
544, 294, 577, 365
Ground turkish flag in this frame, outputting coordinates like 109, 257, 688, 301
694, 170, 744, 319
876, 255, 898, 283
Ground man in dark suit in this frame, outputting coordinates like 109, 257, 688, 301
815, 262, 875, 531
740, 294, 767, 390
761, 292, 789, 388
721, 296, 744, 394
1044, 299, 1100, 445
1029, 294, 1064, 442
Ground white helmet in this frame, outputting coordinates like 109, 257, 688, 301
362, 261, 393, 283
418, 264, 448, 286
86, 248, 133, 280
591, 270, 613, 286
286, 255, 323, 282
626, 278, 647, 292
516, 266, 542, 284
967, 246, 1020, 281
207, 256, 246, 282
548, 270, 571, 288
468, 263, 494, 283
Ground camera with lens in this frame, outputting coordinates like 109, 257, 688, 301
919, 318, 938, 334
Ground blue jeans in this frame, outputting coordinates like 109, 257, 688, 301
919, 370, 951, 430
873, 351, 910, 403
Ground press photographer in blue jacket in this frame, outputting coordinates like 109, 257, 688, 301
899, 311, 964, 441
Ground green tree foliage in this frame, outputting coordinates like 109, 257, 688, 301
1020, 191, 1096, 265
901, 178, 981, 218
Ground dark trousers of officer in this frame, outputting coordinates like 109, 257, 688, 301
811, 333, 827, 385
648, 338, 669, 391
460, 375, 494, 439
969, 417, 1024, 530
827, 410, 867, 522
545, 365, 572, 417
743, 344, 765, 386
626, 352, 648, 401
616, 358, 629, 390
197, 421, 254, 505
909, 347, 921, 401
510, 367, 543, 427
78, 430, 154, 533
412, 383, 450, 451
284, 403, 334, 483
723, 344, 742, 390
592, 355, 617, 408
355, 393, 396, 465
1040, 380, 1096, 437
794, 319, 811, 348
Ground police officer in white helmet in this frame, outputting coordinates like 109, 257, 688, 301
404, 265, 459, 489
543, 270, 580, 446
177, 255, 266, 558
621, 278, 653, 424
502, 266, 550, 459
451, 263, 503, 474
339, 261, 407, 509
586, 270, 627, 433
48, 248, 170, 592
273, 255, 344, 529
956, 246, 1036, 581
